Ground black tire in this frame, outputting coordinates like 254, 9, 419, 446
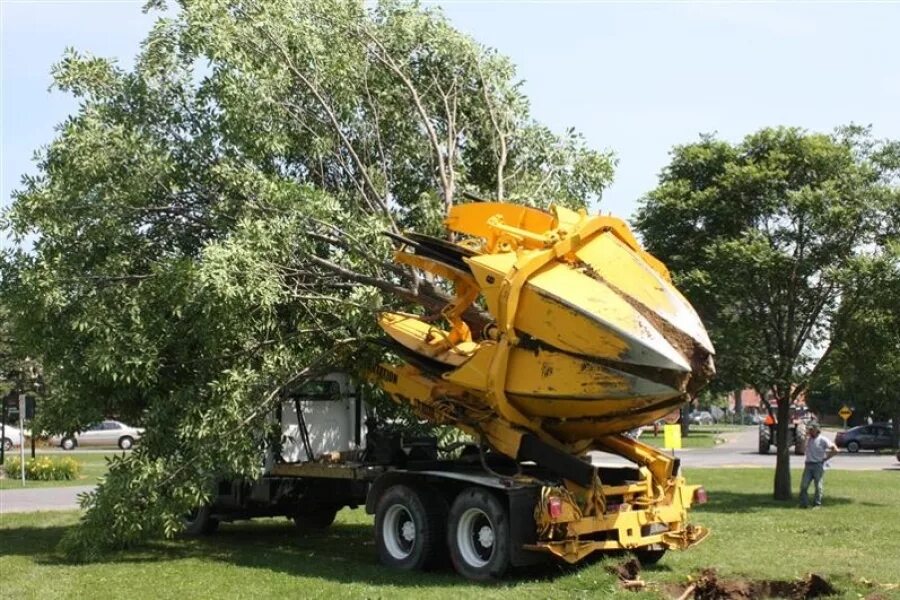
294, 506, 338, 531
183, 505, 220, 536
375, 484, 443, 572
633, 548, 667, 566
847, 440, 860, 453
447, 487, 510, 582
794, 434, 807, 455
2, 438, 12, 452
61, 437, 77, 451
758, 427, 771, 454
118, 436, 134, 450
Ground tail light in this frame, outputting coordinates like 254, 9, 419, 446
693, 487, 708, 505
548, 496, 563, 519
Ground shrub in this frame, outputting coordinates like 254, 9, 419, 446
3, 456, 81, 481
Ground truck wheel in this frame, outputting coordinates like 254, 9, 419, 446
183, 505, 219, 536
758, 428, 770, 454
375, 484, 441, 572
847, 441, 860, 453
793, 434, 807, 455
633, 548, 667, 565
294, 506, 338, 531
448, 487, 510, 582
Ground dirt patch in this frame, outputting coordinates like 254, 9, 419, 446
606, 557, 642, 582
614, 564, 838, 599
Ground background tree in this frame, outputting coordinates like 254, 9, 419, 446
1, 0, 614, 556
634, 125, 899, 500
811, 244, 900, 446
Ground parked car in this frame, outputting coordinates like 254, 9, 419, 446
51, 420, 144, 450
1, 423, 25, 451
835, 423, 894, 453
689, 410, 715, 425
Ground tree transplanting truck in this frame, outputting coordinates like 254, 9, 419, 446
185, 202, 715, 581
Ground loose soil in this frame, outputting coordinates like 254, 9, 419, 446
610, 560, 838, 600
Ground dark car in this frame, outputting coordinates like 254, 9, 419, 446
835, 423, 894, 453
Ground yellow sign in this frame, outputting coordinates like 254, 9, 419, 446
839, 406, 852, 421
664, 424, 682, 450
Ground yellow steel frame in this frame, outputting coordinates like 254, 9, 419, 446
371, 201, 708, 562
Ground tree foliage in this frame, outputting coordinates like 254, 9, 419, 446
1, 0, 614, 557
811, 243, 900, 443
634, 125, 900, 500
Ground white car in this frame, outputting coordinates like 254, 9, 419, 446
51, 420, 144, 450
1, 423, 25, 451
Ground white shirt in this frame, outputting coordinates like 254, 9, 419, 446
805, 433, 836, 463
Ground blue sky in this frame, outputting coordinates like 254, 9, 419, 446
2, 1, 899, 222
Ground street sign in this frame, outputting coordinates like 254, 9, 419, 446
663, 424, 682, 450
839, 406, 852, 428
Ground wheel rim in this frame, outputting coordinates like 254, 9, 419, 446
456, 507, 494, 568
121, 438, 132, 449
383, 504, 416, 560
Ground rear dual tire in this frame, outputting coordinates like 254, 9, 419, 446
375, 484, 446, 572
447, 487, 510, 582
183, 505, 219, 536
375, 484, 512, 581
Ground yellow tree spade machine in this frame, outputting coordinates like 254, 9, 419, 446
185, 202, 715, 582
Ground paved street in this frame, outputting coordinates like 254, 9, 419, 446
2, 428, 897, 514
591, 426, 899, 471
0, 485, 93, 514
675, 427, 900, 471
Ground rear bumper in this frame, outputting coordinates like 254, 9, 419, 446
528, 477, 708, 564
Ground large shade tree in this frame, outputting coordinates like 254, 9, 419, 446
811, 243, 900, 445
1, 0, 614, 556
634, 126, 899, 501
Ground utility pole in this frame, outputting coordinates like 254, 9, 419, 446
19, 393, 26, 485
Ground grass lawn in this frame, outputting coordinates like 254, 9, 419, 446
640, 424, 748, 449
0, 452, 117, 490
1, 468, 898, 599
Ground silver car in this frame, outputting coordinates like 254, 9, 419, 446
53, 420, 144, 450
1, 423, 26, 451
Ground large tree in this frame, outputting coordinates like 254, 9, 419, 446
634, 126, 899, 501
812, 243, 900, 445
1, 0, 614, 557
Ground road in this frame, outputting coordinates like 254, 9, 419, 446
0, 485, 93, 514
592, 426, 898, 471
675, 427, 900, 471
1, 429, 897, 514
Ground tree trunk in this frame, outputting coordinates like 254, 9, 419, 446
773, 395, 793, 500
680, 404, 691, 437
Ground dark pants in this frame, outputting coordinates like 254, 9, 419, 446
799, 462, 825, 507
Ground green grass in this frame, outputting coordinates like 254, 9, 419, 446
0, 452, 116, 489
1, 468, 898, 598
640, 424, 746, 449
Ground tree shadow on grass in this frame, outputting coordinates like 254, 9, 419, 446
1, 517, 648, 588
0, 525, 69, 557
695, 491, 856, 514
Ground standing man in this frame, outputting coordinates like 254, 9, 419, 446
799, 423, 838, 509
